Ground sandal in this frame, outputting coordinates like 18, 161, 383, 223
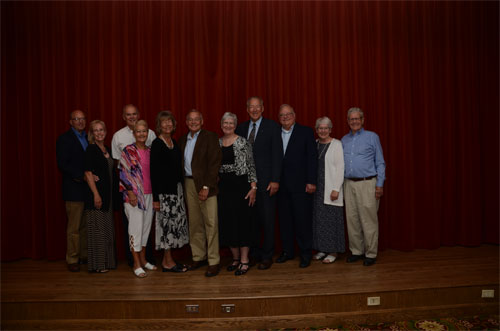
133, 267, 147, 278
143, 262, 157, 271
322, 255, 337, 264
227, 259, 240, 272
235, 262, 250, 276
313, 252, 327, 260
162, 263, 187, 273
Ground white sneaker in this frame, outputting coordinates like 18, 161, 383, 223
322, 255, 337, 264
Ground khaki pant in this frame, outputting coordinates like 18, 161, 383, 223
184, 178, 220, 266
65, 201, 87, 264
344, 178, 379, 259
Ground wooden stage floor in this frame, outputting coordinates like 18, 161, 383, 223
2, 245, 499, 329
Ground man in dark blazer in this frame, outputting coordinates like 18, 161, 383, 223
276, 104, 318, 268
56, 109, 89, 272
179, 109, 222, 277
235, 97, 283, 270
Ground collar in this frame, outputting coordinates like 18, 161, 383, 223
71, 127, 86, 138
188, 130, 201, 140
349, 127, 364, 136
281, 124, 295, 134
251, 116, 263, 127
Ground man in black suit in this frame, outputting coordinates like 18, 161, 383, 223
56, 110, 89, 272
276, 104, 317, 268
235, 97, 283, 270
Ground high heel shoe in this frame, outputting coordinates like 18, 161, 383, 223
235, 262, 250, 276
227, 259, 240, 272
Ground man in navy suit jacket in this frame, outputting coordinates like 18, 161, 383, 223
56, 110, 89, 272
235, 97, 283, 270
276, 104, 318, 268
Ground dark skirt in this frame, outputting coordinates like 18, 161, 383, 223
218, 172, 254, 247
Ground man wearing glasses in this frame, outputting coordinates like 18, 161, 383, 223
342, 107, 386, 267
56, 110, 89, 272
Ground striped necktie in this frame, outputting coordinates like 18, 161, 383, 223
248, 122, 256, 145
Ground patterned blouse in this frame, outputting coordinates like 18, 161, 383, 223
119, 143, 150, 210
219, 136, 257, 183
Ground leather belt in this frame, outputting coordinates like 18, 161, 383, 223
347, 175, 377, 182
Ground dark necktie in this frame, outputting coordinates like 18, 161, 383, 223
248, 123, 256, 145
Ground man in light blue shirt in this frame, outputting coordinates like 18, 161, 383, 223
342, 107, 386, 266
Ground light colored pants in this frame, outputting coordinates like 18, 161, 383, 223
344, 178, 379, 259
65, 201, 87, 264
124, 194, 153, 252
184, 178, 220, 266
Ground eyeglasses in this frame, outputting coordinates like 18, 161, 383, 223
348, 117, 362, 122
279, 113, 294, 118
248, 105, 263, 110
187, 118, 202, 123
72, 117, 86, 122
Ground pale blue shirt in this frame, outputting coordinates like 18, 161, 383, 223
281, 124, 294, 155
341, 128, 386, 187
247, 116, 263, 139
184, 130, 200, 176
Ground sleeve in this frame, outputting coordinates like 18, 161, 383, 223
329, 141, 344, 192
56, 133, 85, 181
244, 139, 257, 183
84, 145, 95, 173
270, 121, 284, 182
373, 134, 386, 187
119, 147, 134, 192
206, 132, 223, 191
305, 127, 318, 185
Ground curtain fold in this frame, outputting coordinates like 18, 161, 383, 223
1, 1, 498, 261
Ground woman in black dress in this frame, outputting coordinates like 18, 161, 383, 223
84, 120, 117, 273
218, 112, 257, 275
150, 111, 189, 273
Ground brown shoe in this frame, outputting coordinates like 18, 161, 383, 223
205, 264, 220, 277
68, 263, 80, 272
258, 259, 273, 270
187, 260, 208, 271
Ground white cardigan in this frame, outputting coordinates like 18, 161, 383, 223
321, 138, 344, 206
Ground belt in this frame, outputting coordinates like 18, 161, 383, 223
347, 175, 377, 182
185, 176, 194, 179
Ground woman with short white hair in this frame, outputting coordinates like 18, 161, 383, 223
312, 116, 345, 264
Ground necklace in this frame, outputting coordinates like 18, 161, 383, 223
317, 141, 330, 159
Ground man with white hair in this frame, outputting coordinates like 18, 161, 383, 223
342, 107, 386, 266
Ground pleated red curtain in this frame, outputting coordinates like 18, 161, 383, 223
1, 1, 498, 261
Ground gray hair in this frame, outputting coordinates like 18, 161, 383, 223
347, 107, 364, 119
279, 104, 295, 114
315, 117, 332, 130
221, 112, 237, 126
186, 109, 203, 121
123, 104, 139, 115
246, 96, 264, 107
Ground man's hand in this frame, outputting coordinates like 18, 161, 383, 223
330, 190, 339, 201
198, 187, 209, 201
375, 186, 384, 200
267, 182, 279, 196
306, 184, 316, 194
127, 191, 138, 207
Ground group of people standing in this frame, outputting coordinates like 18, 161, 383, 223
56, 97, 385, 278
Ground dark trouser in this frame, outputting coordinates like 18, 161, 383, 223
121, 207, 155, 266
250, 190, 277, 261
277, 189, 313, 261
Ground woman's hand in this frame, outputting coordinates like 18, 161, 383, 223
94, 193, 103, 209
245, 187, 257, 207
153, 201, 160, 211
127, 191, 138, 207
330, 190, 339, 201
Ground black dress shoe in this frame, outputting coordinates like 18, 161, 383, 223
79, 258, 88, 265
299, 258, 311, 268
276, 252, 293, 263
258, 259, 273, 270
346, 254, 365, 263
363, 258, 376, 266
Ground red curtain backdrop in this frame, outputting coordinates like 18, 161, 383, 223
1, 1, 498, 261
